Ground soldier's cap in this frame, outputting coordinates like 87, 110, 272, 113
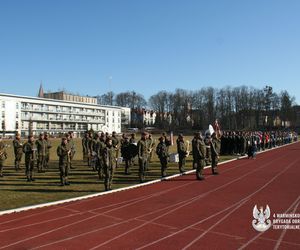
39, 133, 44, 136
28, 135, 33, 139
159, 136, 164, 141
178, 133, 183, 138
62, 137, 67, 141
68, 131, 73, 135
65, 133, 70, 137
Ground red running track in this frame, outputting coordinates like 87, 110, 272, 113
0, 142, 300, 250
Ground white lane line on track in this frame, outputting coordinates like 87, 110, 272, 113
0, 212, 82, 233
1, 141, 297, 217
0, 145, 294, 249
134, 218, 178, 230
237, 195, 300, 250
136, 158, 299, 250
87, 153, 294, 250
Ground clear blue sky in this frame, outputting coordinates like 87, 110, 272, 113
0, 0, 299, 103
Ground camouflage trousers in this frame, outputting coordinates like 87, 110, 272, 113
59, 162, 70, 185
14, 153, 22, 170
103, 165, 115, 191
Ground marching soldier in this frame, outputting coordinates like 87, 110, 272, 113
211, 132, 221, 175
36, 133, 47, 173
13, 132, 23, 171
156, 136, 168, 178
192, 132, 206, 180
102, 137, 115, 191
177, 134, 188, 173
44, 132, 52, 169
23, 135, 36, 182
57, 137, 71, 186
0, 137, 8, 177
96, 133, 106, 179
137, 132, 149, 183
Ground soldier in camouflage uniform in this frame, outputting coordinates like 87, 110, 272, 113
156, 136, 169, 178
36, 133, 47, 173
137, 132, 149, 183
44, 132, 52, 169
192, 132, 206, 180
96, 133, 106, 179
177, 134, 188, 173
210, 132, 221, 175
57, 137, 71, 186
23, 135, 36, 182
102, 137, 115, 191
0, 137, 8, 177
13, 132, 23, 171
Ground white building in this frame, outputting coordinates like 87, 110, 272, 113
120, 107, 131, 128
0, 93, 123, 137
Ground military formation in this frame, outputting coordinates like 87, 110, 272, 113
0, 129, 297, 191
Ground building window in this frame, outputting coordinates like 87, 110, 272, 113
1, 101, 5, 108
16, 103, 19, 109
16, 112, 19, 119
1, 111, 4, 118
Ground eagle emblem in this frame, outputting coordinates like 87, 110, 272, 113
252, 205, 272, 232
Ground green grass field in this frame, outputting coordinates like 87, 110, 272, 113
0, 136, 235, 211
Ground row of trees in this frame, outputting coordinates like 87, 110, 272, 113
96, 86, 297, 130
